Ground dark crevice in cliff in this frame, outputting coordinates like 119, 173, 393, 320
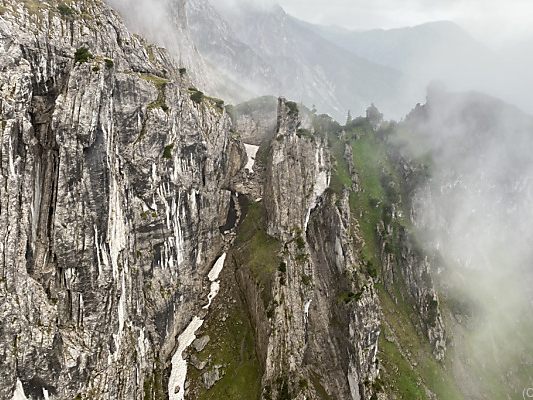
26, 82, 63, 287
219, 192, 238, 233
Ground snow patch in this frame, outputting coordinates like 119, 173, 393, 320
314, 147, 330, 198
304, 146, 330, 230
8, 135, 17, 179
168, 316, 205, 400
108, 174, 127, 354
203, 253, 226, 309
93, 225, 105, 279
304, 299, 312, 325
207, 253, 226, 281
244, 144, 259, 173
168, 253, 227, 398
11, 379, 28, 400
203, 281, 220, 310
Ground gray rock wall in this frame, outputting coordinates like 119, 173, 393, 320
0, 2, 242, 398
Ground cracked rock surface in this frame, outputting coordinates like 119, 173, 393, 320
0, 1, 243, 398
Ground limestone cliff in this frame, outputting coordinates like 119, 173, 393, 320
0, 1, 243, 398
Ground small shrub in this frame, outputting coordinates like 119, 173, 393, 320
295, 235, 305, 250
285, 101, 298, 116
74, 47, 93, 64
296, 128, 314, 140
58, 4, 75, 18
278, 262, 287, 273
214, 98, 224, 110
368, 197, 380, 208
340, 291, 363, 304
178, 68, 187, 75
367, 263, 378, 279
92, 65, 100, 72
295, 253, 308, 263
104, 58, 114, 69
163, 144, 174, 159
301, 274, 312, 286
190, 90, 204, 104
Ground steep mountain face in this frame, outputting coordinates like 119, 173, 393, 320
0, 1, 243, 398
212, 97, 450, 399
185, 0, 278, 104
3, 1, 529, 400
106, 0, 248, 107
186, 0, 403, 120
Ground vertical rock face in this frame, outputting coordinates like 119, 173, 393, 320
376, 153, 446, 360
106, 0, 215, 94
379, 222, 446, 360
305, 193, 381, 400
0, 1, 242, 399
257, 99, 381, 399
264, 99, 330, 240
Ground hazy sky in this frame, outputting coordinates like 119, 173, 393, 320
278, 0, 533, 43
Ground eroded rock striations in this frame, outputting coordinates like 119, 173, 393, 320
250, 99, 381, 399
0, 1, 243, 399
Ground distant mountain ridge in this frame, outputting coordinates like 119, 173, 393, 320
306, 20, 491, 71
186, 0, 405, 120
304, 19, 533, 116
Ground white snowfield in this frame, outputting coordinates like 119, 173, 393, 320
168, 316, 205, 400
244, 144, 260, 173
168, 253, 227, 399
203, 252, 227, 310
208, 252, 226, 282
304, 299, 312, 324
304, 146, 330, 229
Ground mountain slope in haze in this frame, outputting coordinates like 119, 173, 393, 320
309, 20, 533, 116
310, 21, 492, 73
107, 0, 253, 105
185, 0, 279, 103
395, 88, 533, 399
186, 0, 404, 120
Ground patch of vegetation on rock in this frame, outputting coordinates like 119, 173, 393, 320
163, 144, 174, 159
57, 3, 75, 18
190, 89, 204, 104
74, 47, 93, 64
285, 101, 299, 116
